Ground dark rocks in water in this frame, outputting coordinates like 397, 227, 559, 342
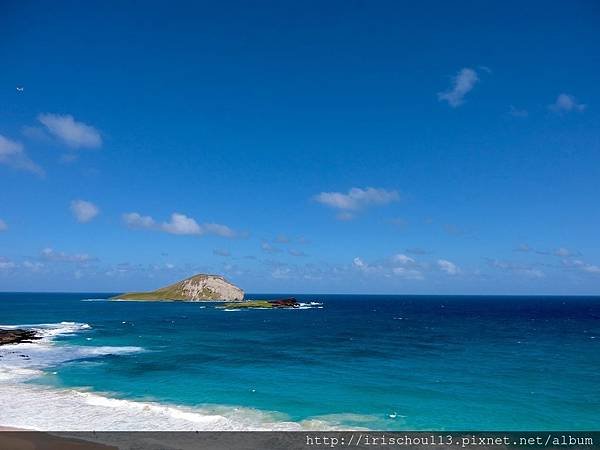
220, 297, 301, 309
270, 298, 299, 308
0, 328, 40, 346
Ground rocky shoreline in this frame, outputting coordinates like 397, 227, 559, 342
0, 328, 40, 346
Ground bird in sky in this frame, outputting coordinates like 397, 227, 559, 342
16, 86, 24, 92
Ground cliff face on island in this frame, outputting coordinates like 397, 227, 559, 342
112, 274, 244, 302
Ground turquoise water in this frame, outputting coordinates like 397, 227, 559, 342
1, 293, 599, 430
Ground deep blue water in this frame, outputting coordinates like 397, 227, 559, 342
1, 292, 599, 430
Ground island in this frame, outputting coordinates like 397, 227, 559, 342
218, 298, 300, 309
112, 273, 245, 301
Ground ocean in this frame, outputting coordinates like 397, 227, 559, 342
0, 293, 598, 430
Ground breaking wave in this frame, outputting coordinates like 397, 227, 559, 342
0, 321, 355, 431
0, 322, 143, 378
0, 382, 342, 430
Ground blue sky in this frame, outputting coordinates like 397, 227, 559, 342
1, 0, 599, 294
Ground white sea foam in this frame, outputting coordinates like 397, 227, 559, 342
0, 320, 355, 431
297, 302, 323, 310
0, 380, 352, 431
0, 382, 295, 430
221, 302, 324, 311
0, 322, 143, 380
0, 321, 91, 335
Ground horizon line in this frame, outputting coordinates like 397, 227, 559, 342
0, 291, 599, 298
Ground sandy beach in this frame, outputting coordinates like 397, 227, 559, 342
0, 429, 117, 449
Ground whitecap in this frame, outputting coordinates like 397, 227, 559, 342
0, 321, 91, 336
297, 303, 324, 310
0, 322, 144, 380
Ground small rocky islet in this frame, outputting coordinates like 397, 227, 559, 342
0, 328, 40, 346
218, 298, 301, 310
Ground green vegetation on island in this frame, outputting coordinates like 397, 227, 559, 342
218, 298, 300, 309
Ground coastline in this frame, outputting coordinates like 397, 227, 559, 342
0, 322, 340, 431
0, 379, 344, 431
4, 294, 598, 431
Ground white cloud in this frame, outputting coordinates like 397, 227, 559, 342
438, 68, 479, 107
517, 268, 545, 278
0, 134, 44, 175
561, 258, 600, 275
516, 244, 579, 257
123, 211, 236, 238
352, 256, 376, 272
582, 265, 600, 274
23, 260, 45, 271
161, 213, 202, 235
0, 219, 7, 231
70, 200, 99, 223
392, 267, 424, 280
213, 249, 231, 257
354, 255, 424, 279
261, 241, 281, 253
123, 212, 156, 229
391, 254, 422, 279
554, 247, 578, 257
549, 94, 585, 114
272, 267, 291, 279
515, 243, 532, 252
203, 223, 236, 238
564, 259, 585, 268
41, 247, 94, 263
488, 259, 545, 278
392, 254, 415, 265
314, 187, 399, 218
0, 258, 17, 270
353, 257, 366, 269
438, 259, 460, 275
38, 113, 102, 149
352, 256, 381, 275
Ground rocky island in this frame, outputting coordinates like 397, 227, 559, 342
219, 298, 301, 309
112, 273, 244, 302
